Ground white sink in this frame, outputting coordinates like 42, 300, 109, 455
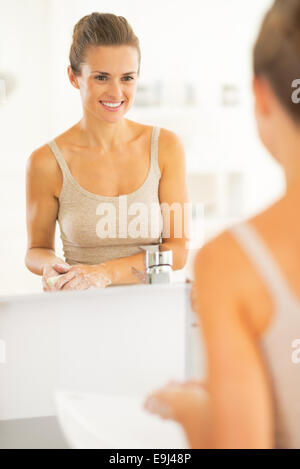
55, 390, 188, 449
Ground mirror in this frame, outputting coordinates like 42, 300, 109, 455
0, 0, 284, 297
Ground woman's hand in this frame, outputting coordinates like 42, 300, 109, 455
42, 262, 71, 292
144, 380, 211, 448
144, 380, 209, 422
50, 263, 112, 291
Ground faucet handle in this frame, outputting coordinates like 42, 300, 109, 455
158, 249, 173, 267
145, 249, 173, 268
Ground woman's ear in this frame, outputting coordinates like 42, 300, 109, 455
252, 75, 272, 117
67, 65, 80, 90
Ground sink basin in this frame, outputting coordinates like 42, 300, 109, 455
55, 390, 188, 449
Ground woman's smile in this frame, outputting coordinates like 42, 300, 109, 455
99, 100, 125, 112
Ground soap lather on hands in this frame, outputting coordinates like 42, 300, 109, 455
42, 262, 112, 292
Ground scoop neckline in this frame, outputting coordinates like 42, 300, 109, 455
52, 126, 156, 201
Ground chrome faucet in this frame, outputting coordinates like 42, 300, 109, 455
131, 247, 173, 284
145, 249, 173, 284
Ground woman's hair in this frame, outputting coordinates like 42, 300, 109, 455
69, 12, 141, 77
253, 0, 300, 123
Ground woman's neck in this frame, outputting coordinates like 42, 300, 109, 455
76, 115, 130, 151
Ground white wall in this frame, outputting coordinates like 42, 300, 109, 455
0, 0, 284, 296
0, 0, 55, 295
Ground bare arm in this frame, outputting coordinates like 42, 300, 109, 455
25, 147, 65, 276
189, 233, 274, 448
158, 129, 190, 268
145, 234, 275, 448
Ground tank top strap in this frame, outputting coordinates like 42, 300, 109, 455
47, 139, 70, 180
48, 128, 161, 182
229, 221, 297, 308
150, 126, 161, 179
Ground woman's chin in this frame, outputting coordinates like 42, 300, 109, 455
100, 114, 126, 123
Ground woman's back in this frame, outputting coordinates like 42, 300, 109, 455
229, 200, 300, 448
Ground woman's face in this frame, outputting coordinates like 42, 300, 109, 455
68, 45, 139, 123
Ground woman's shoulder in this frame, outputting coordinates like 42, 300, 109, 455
193, 213, 274, 336
28, 141, 59, 171
129, 120, 183, 145
194, 204, 278, 283
194, 229, 241, 286
128, 121, 185, 172
158, 127, 183, 147
158, 128, 185, 177
32, 124, 79, 172
27, 140, 64, 199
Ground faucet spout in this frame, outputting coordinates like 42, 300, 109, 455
145, 249, 173, 284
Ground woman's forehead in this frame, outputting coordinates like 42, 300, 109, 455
85, 45, 139, 71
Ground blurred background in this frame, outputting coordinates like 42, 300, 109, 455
0, 0, 285, 295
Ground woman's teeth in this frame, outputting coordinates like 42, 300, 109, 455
100, 101, 124, 110
103, 101, 121, 107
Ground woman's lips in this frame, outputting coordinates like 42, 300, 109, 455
99, 101, 124, 112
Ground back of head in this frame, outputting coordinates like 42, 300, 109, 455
69, 12, 141, 77
253, 0, 300, 124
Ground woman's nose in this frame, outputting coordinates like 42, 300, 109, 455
107, 80, 123, 99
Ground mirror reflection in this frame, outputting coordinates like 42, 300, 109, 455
3, 0, 300, 452
0, 0, 282, 298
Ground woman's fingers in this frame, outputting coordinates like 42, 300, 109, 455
53, 270, 77, 290
42, 264, 58, 292
43, 264, 110, 292
61, 276, 90, 291
180, 380, 209, 391
42, 275, 51, 292
144, 380, 210, 425
144, 394, 174, 420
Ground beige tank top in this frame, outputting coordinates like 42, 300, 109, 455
230, 222, 300, 449
47, 126, 163, 265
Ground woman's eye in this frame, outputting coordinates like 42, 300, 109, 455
95, 76, 134, 82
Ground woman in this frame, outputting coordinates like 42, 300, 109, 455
25, 13, 189, 291
145, 0, 300, 449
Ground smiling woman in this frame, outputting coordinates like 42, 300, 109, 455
25, 12, 189, 292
